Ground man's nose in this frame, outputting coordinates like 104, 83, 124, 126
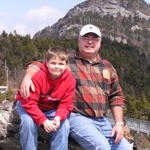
87, 39, 93, 43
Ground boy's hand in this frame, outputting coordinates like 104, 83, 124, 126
43, 119, 57, 133
53, 116, 60, 128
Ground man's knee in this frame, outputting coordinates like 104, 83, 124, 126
88, 139, 111, 150
70, 134, 111, 150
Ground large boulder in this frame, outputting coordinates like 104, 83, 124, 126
0, 100, 20, 150
0, 100, 83, 150
1, 100, 150, 150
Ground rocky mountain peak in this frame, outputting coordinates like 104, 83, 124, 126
33, 0, 150, 68
66, 0, 150, 24
34, 0, 150, 39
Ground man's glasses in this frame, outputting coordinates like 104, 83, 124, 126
80, 36, 100, 42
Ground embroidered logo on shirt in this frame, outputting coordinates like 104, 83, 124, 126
102, 69, 110, 80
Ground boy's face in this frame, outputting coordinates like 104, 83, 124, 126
46, 56, 68, 79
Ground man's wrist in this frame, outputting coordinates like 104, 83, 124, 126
115, 121, 124, 126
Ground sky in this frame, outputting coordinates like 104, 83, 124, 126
0, 0, 150, 37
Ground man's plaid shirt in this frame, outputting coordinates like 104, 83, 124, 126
31, 50, 125, 118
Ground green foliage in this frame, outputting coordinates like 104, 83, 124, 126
0, 32, 78, 88
0, 31, 149, 120
0, 93, 6, 102
125, 95, 150, 120
0, 89, 14, 102
100, 37, 150, 120
101, 37, 150, 99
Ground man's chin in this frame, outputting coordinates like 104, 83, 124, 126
85, 50, 95, 54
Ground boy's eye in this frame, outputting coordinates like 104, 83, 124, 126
50, 62, 56, 65
59, 63, 65, 66
48, 62, 65, 66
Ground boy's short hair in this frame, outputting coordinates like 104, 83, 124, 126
45, 47, 69, 63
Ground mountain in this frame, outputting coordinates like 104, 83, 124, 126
0, 0, 150, 122
34, 0, 150, 66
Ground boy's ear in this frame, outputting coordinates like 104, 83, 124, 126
65, 63, 69, 69
45, 60, 49, 67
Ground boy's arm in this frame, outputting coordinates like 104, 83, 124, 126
55, 76, 76, 122
21, 75, 47, 126
20, 62, 43, 98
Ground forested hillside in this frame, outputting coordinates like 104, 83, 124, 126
0, 31, 150, 120
35, 0, 150, 68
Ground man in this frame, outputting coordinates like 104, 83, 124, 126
20, 24, 132, 150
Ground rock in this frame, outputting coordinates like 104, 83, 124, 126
0, 101, 20, 150
1, 100, 150, 150
134, 132, 150, 150
0, 100, 83, 150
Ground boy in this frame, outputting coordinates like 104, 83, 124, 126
15, 47, 76, 150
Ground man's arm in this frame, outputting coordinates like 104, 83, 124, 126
111, 106, 124, 144
20, 65, 39, 98
108, 65, 125, 144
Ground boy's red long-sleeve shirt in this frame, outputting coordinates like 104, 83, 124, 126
16, 63, 76, 126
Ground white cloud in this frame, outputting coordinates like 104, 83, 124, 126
0, 5, 65, 37
13, 5, 65, 37
13, 24, 31, 35
24, 5, 64, 23
13, 23, 45, 37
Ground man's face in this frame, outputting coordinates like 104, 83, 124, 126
46, 56, 67, 79
78, 33, 101, 59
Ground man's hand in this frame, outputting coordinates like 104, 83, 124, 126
20, 65, 38, 99
111, 123, 124, 144
20, 75, 35, 99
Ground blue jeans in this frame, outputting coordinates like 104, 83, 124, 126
16, 101, 69, 150
69, 113, 133, 150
